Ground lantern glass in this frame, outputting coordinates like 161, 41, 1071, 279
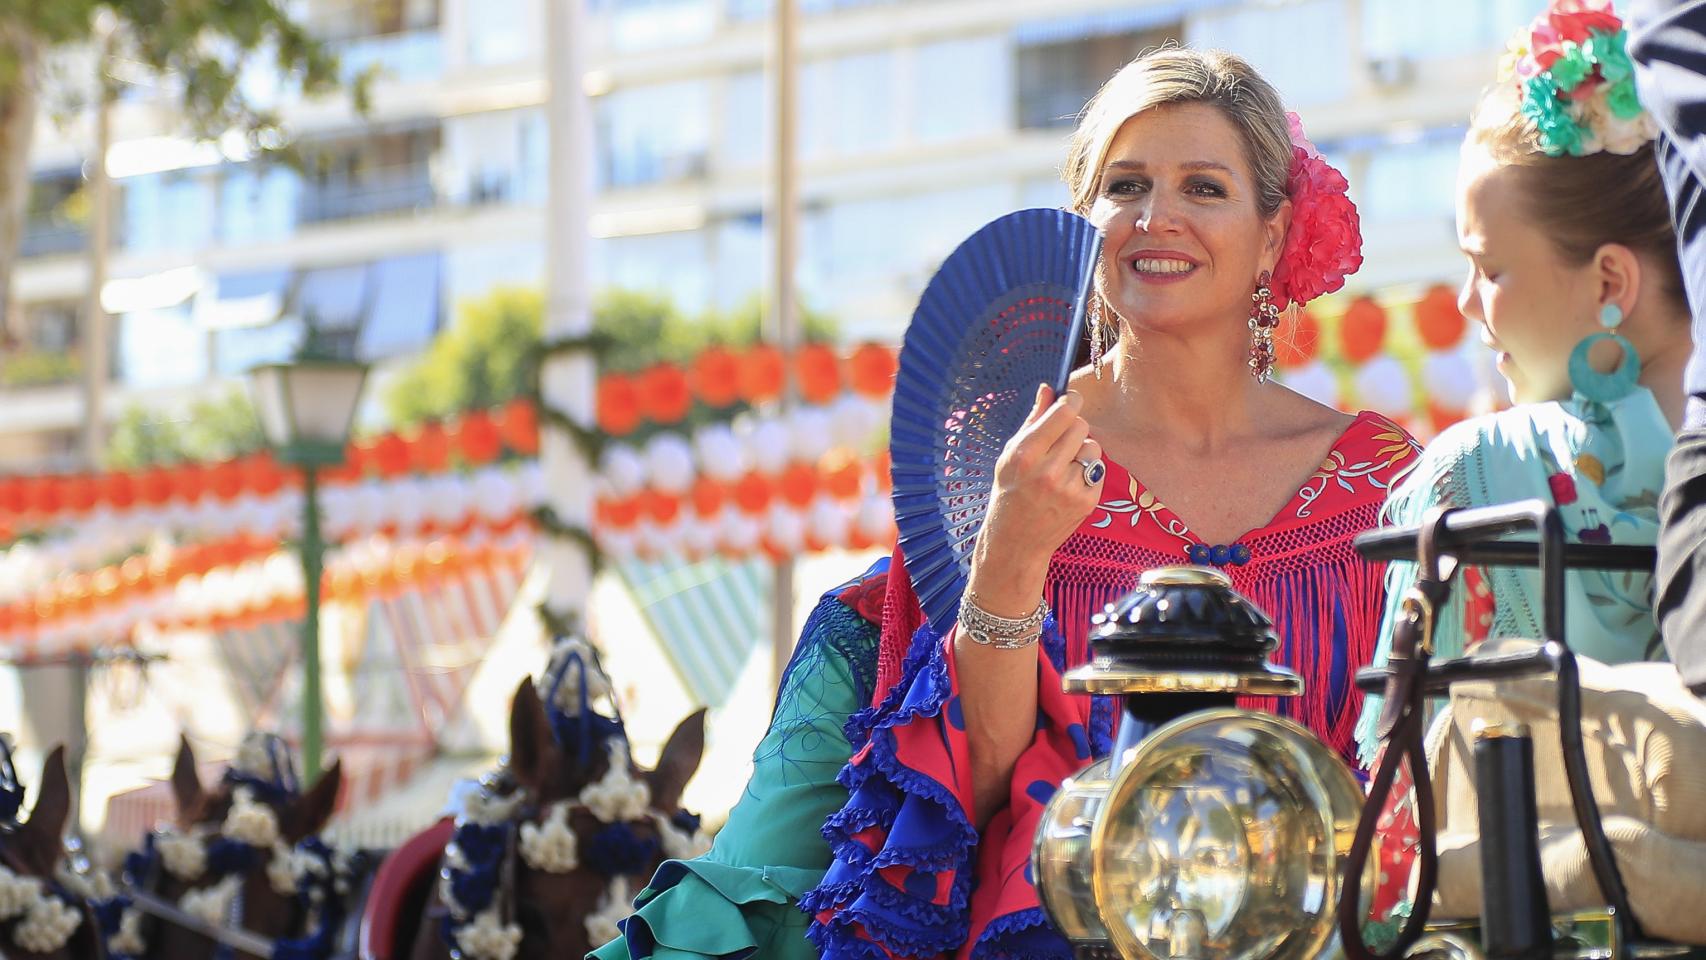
248, 359, 367, 464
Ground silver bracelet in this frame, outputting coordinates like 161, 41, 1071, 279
958, 591, 1049, 649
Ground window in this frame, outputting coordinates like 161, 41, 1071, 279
913, 35, 1008, 143
1360, 134, 1462, 223
1186, 0, 1349, 106
606, 0, 716, 51
220, 165, 300, 244
120, 171, 215, 253
462, 0, 537, 65
19, 169, 86, 258
1015, 13, 1182, 129
596, 81, 712, 188
311, 0, 440, 42
118, 304, 208, 389
592, 230, 712, 310
800, 50, 896, 158
719, 70, 766, 171
297, 125, 440, 224
446, 108, 546, 206
1362, 0, 1541, 61
209, 255, 446, 374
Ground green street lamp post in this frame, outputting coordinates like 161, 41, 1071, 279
247, 356, 368, 778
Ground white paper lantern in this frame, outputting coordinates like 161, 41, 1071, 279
787, 408, 836, 464
517, 461, 549, 508
692, 424, 746, 482
320, 485, 355, 540
1351, 356, 1415, 416
808, 496, 851, 547
598, 527, 638, 562
742, 419, 792, 475
718, 507, 762, 553
425, 474, 470, 527
471, 468, 520, 523
389, 479, 429, 535
856, 494, 895, 543
1279, 361, 1340, 407
348, 483, 387, 535
644, 434, 696, 495
680, 516, 719, 557
829, 394, 884, 450
601, 444, 647, 497
766, 505, 806, 554
1421, 349, 1477, 412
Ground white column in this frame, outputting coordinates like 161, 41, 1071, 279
542, 0, 596, 632
769, 0, 800, 687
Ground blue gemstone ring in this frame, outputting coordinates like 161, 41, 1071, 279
1074, 457, 1106, 487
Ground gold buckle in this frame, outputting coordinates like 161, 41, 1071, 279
1401, 587, 1438, 656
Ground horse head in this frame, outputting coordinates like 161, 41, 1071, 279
0, 742, 98, 959
415, 638, 707, 960
118, 732, 345, 960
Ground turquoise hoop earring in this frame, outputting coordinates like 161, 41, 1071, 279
1567, 303, 1640, 403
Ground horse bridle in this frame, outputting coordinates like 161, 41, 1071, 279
1339, 507, 1455, 960
116, 823, 280, 959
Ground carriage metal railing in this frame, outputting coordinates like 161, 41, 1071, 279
1350, 499, 1653, 957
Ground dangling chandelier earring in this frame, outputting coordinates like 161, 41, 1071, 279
1248, 270, 1279, 383
1089, 293, 1106, 380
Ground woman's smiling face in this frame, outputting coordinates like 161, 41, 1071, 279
1088, 101, 1289, 340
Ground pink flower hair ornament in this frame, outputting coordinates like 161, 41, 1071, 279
1502, 0, 1658, 157
1270, 112, 1363, 311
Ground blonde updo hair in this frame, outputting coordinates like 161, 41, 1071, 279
1063, 47, 1294, 222
1467, 85, 1683, 309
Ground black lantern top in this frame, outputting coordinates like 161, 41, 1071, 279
1061, 566, 1303, 697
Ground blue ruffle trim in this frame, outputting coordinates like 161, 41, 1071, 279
973, 907, 1072, 960
802, 619, 978, 959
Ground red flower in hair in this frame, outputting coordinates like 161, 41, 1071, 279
1549, 0, 1622, 43
1270, 114, 1363, 310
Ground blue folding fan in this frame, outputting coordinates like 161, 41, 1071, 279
890, 207, 1103, 627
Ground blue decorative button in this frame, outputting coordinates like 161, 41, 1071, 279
1187, 542, 1253, 567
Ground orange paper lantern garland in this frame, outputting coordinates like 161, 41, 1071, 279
1414, 284, 1467, 350
1338, 297, 1388, 364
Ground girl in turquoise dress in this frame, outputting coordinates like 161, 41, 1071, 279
1354, 0, 1694, 930
587, 561, 888, 960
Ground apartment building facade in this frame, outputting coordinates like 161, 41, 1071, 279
2, 0, 1539, 471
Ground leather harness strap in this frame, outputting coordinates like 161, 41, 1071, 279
1339, 507, 1456, 960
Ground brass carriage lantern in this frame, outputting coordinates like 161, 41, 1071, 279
1033, 567, 1369, 960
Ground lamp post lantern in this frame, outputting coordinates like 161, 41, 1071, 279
247, 355, 367, 778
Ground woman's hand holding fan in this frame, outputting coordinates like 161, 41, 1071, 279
966, 384, 1104, 612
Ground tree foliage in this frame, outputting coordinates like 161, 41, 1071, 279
105, 386, 265, 469
0, 0, 363, 143
383, 286, 544, 428
382, 286, 839, 429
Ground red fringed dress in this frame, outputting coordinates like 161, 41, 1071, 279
801, 410, 1418, 960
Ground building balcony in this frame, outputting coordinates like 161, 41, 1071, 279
0, 348, 80, 389
336, 29, 445, 85
19, 222, 88, 259
289, 164, 438, 226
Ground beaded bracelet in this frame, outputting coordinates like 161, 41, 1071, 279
958, 591, 1049, 649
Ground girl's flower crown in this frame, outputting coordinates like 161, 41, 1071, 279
1502, 0, 1658, 157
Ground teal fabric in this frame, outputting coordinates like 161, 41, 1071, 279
590, 591, 880, 960
1355, 387, 1673, 764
